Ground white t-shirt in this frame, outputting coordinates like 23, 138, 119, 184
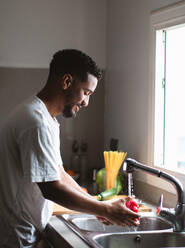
0, 96, 62, 247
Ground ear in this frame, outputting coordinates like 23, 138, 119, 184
62, 74, 73, 90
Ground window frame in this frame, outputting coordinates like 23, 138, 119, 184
147, 1, 185, 193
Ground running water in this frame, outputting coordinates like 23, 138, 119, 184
102, 224, 106, 231
127, 173, 134, 197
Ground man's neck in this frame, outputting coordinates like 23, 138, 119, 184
37, 88, 63, 118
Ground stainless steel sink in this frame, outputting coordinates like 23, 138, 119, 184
60, 213, 172, 233
46, 214, 185, 248
54, 214, 174, 247
93, 232, 185, 248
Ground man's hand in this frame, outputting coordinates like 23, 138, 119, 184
101, 198, 140, 227
96, 216, 113, 225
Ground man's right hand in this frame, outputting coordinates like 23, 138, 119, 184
101, 198, 140, 227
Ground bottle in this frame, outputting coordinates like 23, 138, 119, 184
80, 154, 87, 184
72, 140, 79, 153
71, 140, 80, 173
92, 169, 98, 195
80, 140, 88, 184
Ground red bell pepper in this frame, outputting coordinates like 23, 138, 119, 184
126, 200, 140, 220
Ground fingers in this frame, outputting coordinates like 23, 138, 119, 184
128, 217, 140, 226
113, 198, 140, 218
96, 215, 137, 227
125, 196, 135, 201
124, 206, 140, 217
117, 211, 140, 226
106, 214, 139, 227
96, 216, 113, 225
100, 219, 112, 225
118, 216, 140, 227
103, 198, 141, 227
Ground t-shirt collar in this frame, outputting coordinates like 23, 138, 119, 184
34, 96, 60, 127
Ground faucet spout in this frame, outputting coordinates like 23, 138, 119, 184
126, 158, 185, 232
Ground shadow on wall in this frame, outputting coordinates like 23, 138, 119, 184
0, 67, 47, 116
0, 67, 105, 173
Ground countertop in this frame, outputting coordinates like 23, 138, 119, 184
52, 195, 153, 215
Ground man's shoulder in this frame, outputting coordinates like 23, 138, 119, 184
2, 96, 48, 133
13, 96, 45, 123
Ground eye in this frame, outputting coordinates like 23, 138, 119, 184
84, 91, 91, 96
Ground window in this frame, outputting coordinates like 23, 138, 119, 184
154, 24, 185, 173
150, 2, 185, 175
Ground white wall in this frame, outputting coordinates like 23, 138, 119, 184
105, 0, 181, 161
105, 0, 183, 201
0, 0, 106, 68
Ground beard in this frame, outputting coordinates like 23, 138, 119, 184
62, 104, 77, 118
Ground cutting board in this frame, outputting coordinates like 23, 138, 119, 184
53, 195, 152, 215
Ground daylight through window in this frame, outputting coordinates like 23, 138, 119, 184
154, 24, 185, 173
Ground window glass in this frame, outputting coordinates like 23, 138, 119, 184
154, 24, 185, 173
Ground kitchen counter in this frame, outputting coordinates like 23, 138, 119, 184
45, 215, 90, 248
52, 195, 153, 215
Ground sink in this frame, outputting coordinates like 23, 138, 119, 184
46, 214, 185, 248
54, 214, 174, 247
59, 213, 173, 233
93, 232, 185, 248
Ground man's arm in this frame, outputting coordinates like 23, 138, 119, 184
37, 167, 140, 227
58, 166, 93, 197
53, 166, 113, 225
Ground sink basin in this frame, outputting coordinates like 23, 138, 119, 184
60, 213, 172, 233
93, 232, 185, 248
48, 214, 180, 248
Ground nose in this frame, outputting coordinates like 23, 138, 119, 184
82, 95, 89, 107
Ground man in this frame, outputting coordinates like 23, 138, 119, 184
0, 49, 140, 247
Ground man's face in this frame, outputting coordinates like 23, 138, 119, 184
63, 74, 98, 118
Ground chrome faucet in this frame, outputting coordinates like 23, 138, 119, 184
125, 158, 185, 232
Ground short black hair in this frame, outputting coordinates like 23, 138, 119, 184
48, 49, 102, 82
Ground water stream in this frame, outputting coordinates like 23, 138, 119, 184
127, 173, 134, 197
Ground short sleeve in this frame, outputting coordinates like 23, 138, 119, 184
18, 124, 62, 182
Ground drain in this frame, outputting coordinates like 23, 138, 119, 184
135, 235, 141, 242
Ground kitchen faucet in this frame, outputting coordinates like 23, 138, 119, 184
125, 158, 185, 232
